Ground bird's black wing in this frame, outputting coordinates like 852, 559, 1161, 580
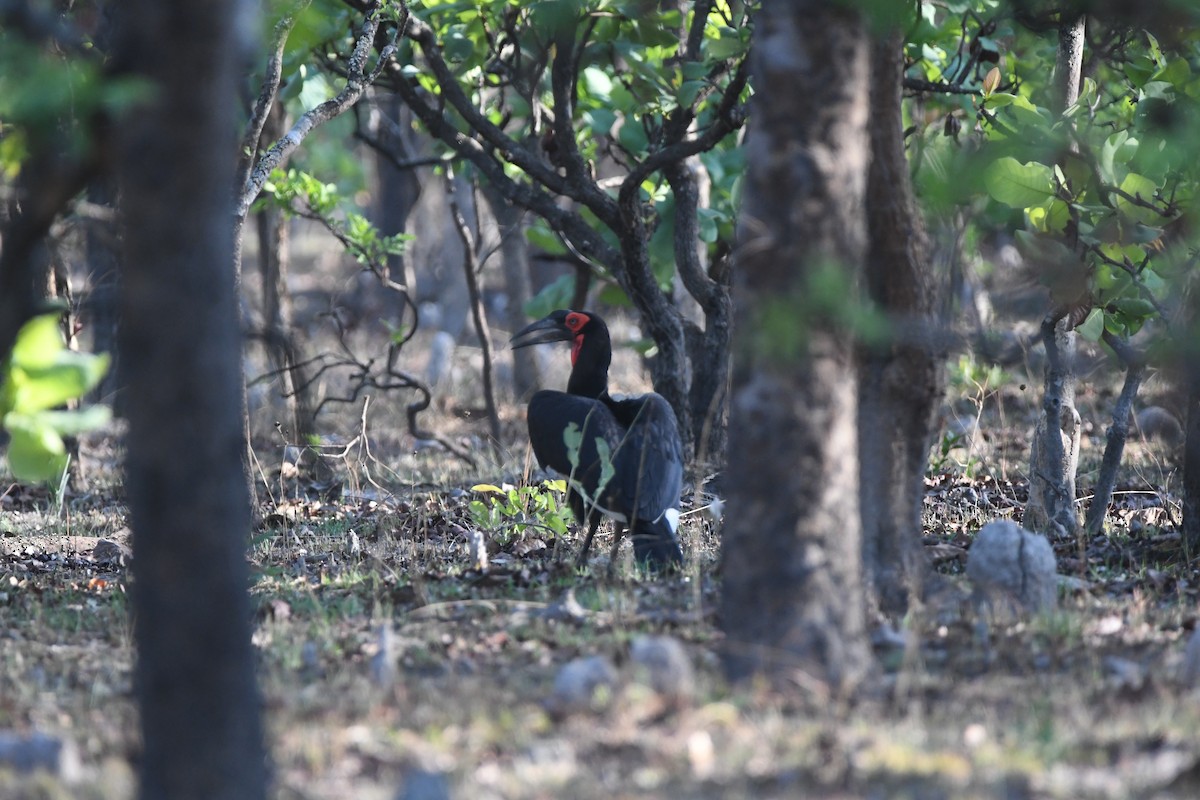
526, 390, 626, 513
606, 392, 683, 528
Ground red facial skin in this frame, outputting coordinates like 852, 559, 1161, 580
565, 312, 590, 366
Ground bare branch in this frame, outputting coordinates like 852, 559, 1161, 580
236, 1, 311, 200
238, 2, 399, 218
446, 176, 502, 458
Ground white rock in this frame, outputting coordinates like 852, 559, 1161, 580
548, 656, 618, 718
630, 636, 694, 709
967, 520, 1058, 617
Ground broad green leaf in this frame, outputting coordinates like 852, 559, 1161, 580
10, 315, 64, 370
3, 412, 67, 483
1116, 173, 1164, 226
37, 406, 111, 436
581, 67, 613, 100
9, 352, 111, 413
1076, 308, 1104, 342
524, 274, 576, 320
984, 157, 1054, 208
616, 116, 648, 153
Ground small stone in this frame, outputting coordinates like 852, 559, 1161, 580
371, 625, 398, 690
396, 769, 450, 800
1178, 628, 1200, 686
967, 520, 1057, 618
0, 731, 81, 781
548, 656, 618, 718
92, 539, 132, 566
629, 636, 694, 710
1135, 406, 1184, 445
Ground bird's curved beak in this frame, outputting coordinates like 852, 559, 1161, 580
510, 316, 572, 349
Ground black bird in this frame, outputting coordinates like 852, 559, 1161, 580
511, 310, 684, 573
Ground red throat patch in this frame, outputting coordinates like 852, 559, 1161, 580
571, 334, 583, 365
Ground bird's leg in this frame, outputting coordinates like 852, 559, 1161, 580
575, 516, 601, 570
605, 523, 627, 580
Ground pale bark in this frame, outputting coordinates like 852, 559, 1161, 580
721, 2, 871, 693
1024, 15, 1086, 538
237, 3, 397, 219
1081, 332, 1143, 536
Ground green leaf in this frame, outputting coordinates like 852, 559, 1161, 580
524, 274, 576, 320
37, 406, 111, 437
10, 315, 65, 370
10, 352, 111, 413
616, 116, 648, 154
1077, 308, 1104, 342
581, 67, 613, 100
984, 157, 1055, 208
3, 412, 68, 483
1116, 173, 1162, 225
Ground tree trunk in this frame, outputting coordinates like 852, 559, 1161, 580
721, 2, 871, 693
1184, 286, 1200, 551
482, 184, 542, 398
859, 31, 942, 613
1185, 380, 1200, 551
84, 180, 123, 414
256, 104, 317, 444
1024, 15, 1086, 539
113, 1, 267, 798
374, 94, 422, 295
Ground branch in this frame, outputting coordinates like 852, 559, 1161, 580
401, 16, 575, 201
380, 60, 621, 272
238, 2, 399, 218
445, 175, 502, 458
665, 161, 719, 310
0, 0, 90, 55
622, 57, 749, 191
1084, 332, 1145, 536
902, 77, 980, 96
236, 1, 311, 200
549, 28, 620, 226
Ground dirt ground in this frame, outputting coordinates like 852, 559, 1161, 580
2, 321, 1199, 799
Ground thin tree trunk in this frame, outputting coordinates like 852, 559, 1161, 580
447, 177, 502, 458
113, 1, 267, 797
85, 181, 123, 413
1085, 336, 1144, 536
482, 184, 542, 398
721, 1, 871, 693
1024, 15, 1086, 538
257, 104, 317, 444
859, 30, 942, 613
1184, 283, 1200, 551
1185, 380, 1200, 552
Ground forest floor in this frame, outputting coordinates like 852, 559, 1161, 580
2, 333, 1199, 799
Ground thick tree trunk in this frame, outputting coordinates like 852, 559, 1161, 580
113, 2, 267, 798
859, 31, 942, 613
721, 2, 871, 693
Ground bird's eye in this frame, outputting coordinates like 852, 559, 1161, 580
565, 312, 588, 331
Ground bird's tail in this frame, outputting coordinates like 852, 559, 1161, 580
630, 516, 683, 573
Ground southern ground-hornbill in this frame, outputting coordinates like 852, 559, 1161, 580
510, 310, 684, 573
